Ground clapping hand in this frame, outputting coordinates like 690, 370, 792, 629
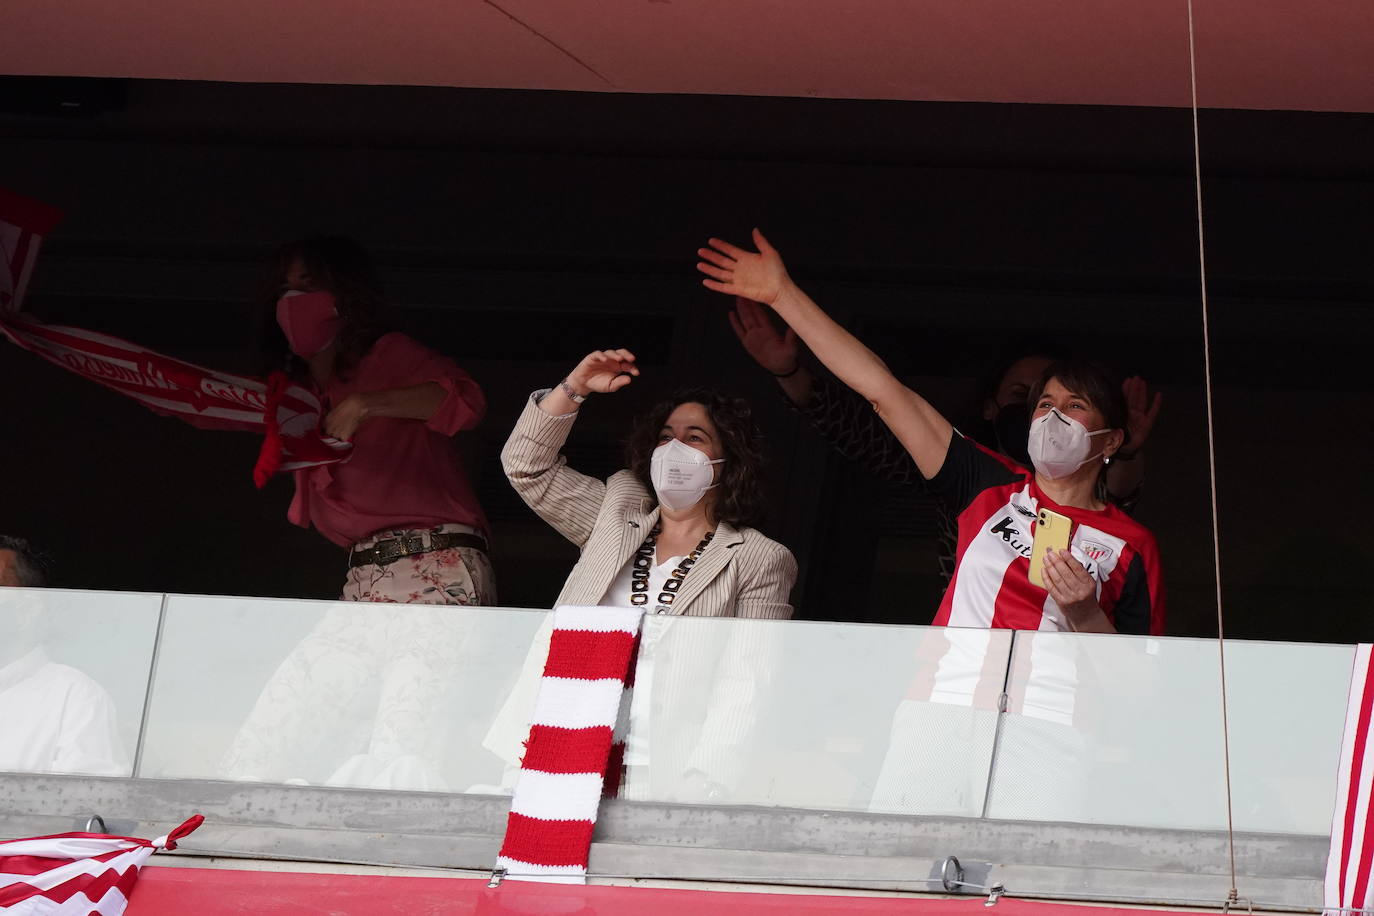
697, 229, 791, 306
728, 297, 798, 375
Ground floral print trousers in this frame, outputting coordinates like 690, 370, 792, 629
343, 525, 496, 606
218, 527, 497, 790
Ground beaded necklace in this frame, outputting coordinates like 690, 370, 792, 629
629, 523, 714, 612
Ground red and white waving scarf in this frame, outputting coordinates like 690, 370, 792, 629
0, 814, 202, 915
0, 187, 349, 485
1326, 644, 1374, 916
0, 314, 351, 485
496, 606, 644, 884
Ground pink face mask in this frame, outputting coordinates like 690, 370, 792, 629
276, 290, 340, 357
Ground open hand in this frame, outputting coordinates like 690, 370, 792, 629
728, 297, 798, 375
697, 229, 790, 306
567, 349, 639, 397
1121, 376, 1162, 454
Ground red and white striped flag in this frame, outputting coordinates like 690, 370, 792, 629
496, 606, 644, 884
0, 187, 61, 316
1326, 643, 1374, 916
0, 314, 351, 485
0, 814, 202, 915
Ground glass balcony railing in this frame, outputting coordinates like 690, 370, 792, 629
984, 631, 1351, 834
0, 587, 161, 778
0, 587, 1356, 839
137, 595, 549, 794
618, 615, 1011, 816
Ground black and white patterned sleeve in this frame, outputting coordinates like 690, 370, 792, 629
790, 373, 924, 486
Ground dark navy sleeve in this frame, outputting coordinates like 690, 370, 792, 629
928, 432, 1025, 516
1108, 553, 1152, 635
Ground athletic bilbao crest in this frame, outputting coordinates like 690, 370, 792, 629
1080, 541, 1113, 563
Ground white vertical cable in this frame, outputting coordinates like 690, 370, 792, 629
1185, 0, 1240, 903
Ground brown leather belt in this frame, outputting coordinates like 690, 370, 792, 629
349, 531, 488, 568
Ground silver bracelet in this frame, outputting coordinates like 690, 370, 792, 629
558, 378, 587, 404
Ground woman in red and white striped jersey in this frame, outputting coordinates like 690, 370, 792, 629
698, 231, 1164, 635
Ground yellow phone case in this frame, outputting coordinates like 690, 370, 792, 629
1028, 508, 1073, 589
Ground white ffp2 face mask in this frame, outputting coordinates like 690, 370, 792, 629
650, 438, 725, 511
1027, 408, 1113, 479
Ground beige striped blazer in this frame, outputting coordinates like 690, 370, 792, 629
501, 392, 796, 619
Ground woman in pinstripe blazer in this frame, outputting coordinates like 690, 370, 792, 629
501, 348, 796, 619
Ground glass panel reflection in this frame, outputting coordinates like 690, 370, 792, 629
987, 631, 1352, 834
1222, 638, 1354, 834
618, 616, 1012, 816
0, 587, 160, 777
139, 595, 548, 794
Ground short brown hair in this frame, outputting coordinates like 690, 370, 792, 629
624, 389, 768, 530
1027, 359, 1128, 445
1028, 360, 1129, 497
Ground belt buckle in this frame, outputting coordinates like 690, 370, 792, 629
374, 540, 403, 563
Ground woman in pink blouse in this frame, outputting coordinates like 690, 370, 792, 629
214, 240, 494, 791
269, 237, 493, 605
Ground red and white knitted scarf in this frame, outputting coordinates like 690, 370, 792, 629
496, 606, 644, 884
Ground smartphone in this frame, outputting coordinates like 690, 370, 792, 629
1028, 508, 1072, 589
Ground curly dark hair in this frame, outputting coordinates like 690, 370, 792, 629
259, 236, 392, 381
624, 388, 768, 530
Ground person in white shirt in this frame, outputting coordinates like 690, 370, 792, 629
0, 537, 129, 777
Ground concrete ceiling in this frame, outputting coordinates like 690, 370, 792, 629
2, 1, 1373, 112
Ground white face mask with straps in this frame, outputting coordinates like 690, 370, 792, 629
650, 439, 724, 511
1027, 408, 1114, 479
